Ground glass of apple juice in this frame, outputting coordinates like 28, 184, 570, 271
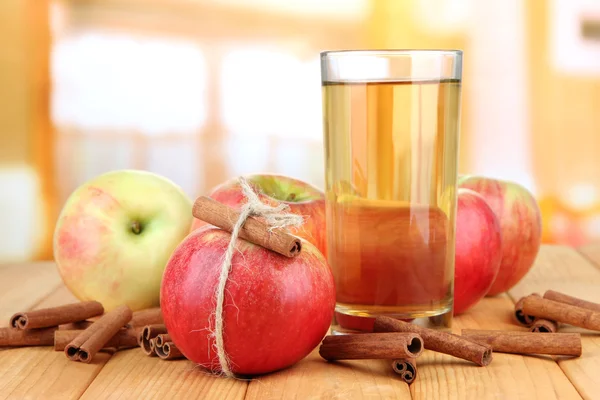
320, 50, 462, 331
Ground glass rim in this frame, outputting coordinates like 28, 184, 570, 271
320, 49, 463, 58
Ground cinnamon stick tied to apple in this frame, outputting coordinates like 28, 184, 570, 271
391, 358, 417, 385
319, 332, 424, 361
9, 301, 104, 330
461, 329, 581, 356
192, 196, 302, 258
373, 316, 493, 366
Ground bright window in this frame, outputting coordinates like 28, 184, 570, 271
220, 47, 322, 141
52, 32, 207, 135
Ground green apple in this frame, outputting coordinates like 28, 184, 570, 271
53, 170, 193, 311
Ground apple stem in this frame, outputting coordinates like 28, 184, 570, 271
131, 221, 142, 235
287, 193, 296, 201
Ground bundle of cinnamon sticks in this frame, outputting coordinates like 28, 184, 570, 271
137, 323, 184, 360
321, 290, 599, 385
513, 290, 600, 333
0, 301, 183, 363
458, 289, 600, 361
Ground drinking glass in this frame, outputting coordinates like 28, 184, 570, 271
321, 50, 462, 331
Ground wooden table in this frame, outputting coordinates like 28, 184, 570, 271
1, 244, 600, 399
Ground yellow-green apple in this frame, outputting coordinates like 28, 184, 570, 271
161, 225, 335, 375
458, 175, 542, 296
453, 188, 502, 314
191, 174, 327, 256
53, 170, 193, 311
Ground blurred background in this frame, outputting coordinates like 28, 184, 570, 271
1, 0, 599, 263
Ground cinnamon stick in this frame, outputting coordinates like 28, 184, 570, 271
373, 316, 492, 366
155, 333, 171, 348
64, 304, 133, 363
155, 341, 184, 360
140, 324, 168, 356
149, 337, 157, 354
543, 290, 600, 312
192, 196, 302, 258
391, 358, 417, 385
10, 301, 104, 330
522, 295, 600, 331
0, 327, 56, 346
54, 328, 141, 351
461, 329, 581, 356
59, 321, 94, 331
130, 307, 163, 327
514, 294, 539, 326
319, 332, 423, 361
530, 318, 558, 333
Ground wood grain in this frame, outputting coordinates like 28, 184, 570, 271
0, 262, 62, 327
0, 268, 109, 400
410, 295, 581, 400
508, 245, 600, 400
32, 285, 79, 310
577, 244, 600, 272
244, 347, 412, 400
3, 247, 600, 399
79, 348, 248, 400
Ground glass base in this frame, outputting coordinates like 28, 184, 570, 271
331, 303, 453, 335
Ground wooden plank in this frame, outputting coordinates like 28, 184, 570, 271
79, 347, 248, 400
244, 348, 412, 399
508, 244, 600, 400
0, 282, 109, 400
31, 284, 79, 309
0, 347, 110, 400
410, 295, 581, 400
244, 295, 577, 399
0, 262, 62, 327
577, 243, 600, 271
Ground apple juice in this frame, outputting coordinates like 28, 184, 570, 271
322, 79, 461, 329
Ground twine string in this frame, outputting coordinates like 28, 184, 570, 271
212, 177, 303, 377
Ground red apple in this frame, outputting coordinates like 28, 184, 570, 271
453, 188, 502, 314
458, 175, 542, 296
191, 174, 327, 257
160, 225, 336, 376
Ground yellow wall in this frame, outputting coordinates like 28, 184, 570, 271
0, 0, 54, 261
526, 0, 600, 244
0, 2, 31, 163
527, 0, 600, 197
